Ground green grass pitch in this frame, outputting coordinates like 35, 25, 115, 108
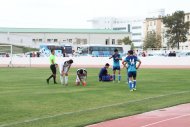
0, 68, 190, 127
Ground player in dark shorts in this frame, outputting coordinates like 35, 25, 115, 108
109, 49, 122, 83
99, 63, 113, 82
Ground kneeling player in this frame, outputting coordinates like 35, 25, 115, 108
59, 59, 73, 85
76, 68, 87, 86
99, 63, 113, 82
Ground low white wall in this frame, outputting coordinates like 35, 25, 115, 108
1, 56, 190, 67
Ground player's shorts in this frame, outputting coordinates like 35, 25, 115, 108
102, 75, 113, 81
76, 75, 86, 82
50, 64, 56, 74
128, 71, 137, 78
63, 67, 69, 73
113, 66, 120, 70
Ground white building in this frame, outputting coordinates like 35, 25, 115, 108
88, 17, 144, 48
130, 19, 144, 48
0, 28, 130, 49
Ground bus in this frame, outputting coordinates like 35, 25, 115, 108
77, 44, 130, 57
39, 44, 73, 57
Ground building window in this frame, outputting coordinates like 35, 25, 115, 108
47, 39, 51, 42
150, 22, 152, 26
54, 39, 58, 42
32, 39, 36, 42
105, 39, 109, 45
132, 39, 141, 42
128, 24, 131, 32
112, 39, 115, 45
113, 27, 126, 30
188, 15, 190, 21
132, 26, 141, 29
68, 39, 72, 43
132, 33, 142, 36
83, 39, 87, 44
39, 39, 42, 42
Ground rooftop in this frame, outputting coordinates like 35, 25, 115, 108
0, 27, 129, 34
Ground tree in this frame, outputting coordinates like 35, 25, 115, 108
117, 37, 132, 45
130, 43, 135, 50
143, 32, 161, 50
163, 11, 190, 49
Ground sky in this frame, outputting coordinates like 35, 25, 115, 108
0, 0, 189, 28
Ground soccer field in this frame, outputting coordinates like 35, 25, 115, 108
0, 68, 190, 127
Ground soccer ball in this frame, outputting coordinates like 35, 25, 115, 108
82, 82, 87, 86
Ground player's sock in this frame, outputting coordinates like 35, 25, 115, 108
113, 75, 116, 81
65, 76, 68, 85
132, 83, 134, 88
133, 80, 136, 88
126, 77, 129, 84
129, 80, 133, 90
118, 75, 121, 81
60, 76, 65, 85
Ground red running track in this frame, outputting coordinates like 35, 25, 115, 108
87, 103, 190, 127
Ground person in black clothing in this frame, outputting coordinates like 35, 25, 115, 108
62, 47, 66, 57
46, 49, 58, 84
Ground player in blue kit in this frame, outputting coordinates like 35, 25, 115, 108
99, 63, 113, 82
122, 50, 141, 91
109, 49, 122, 83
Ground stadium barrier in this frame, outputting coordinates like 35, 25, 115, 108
0, 56, 190, 68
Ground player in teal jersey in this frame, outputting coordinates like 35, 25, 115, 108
122, 50, 141, 91
109, 49, 122, 83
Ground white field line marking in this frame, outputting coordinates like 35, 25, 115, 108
0, 91, 190, 127
140, 114, 190, 127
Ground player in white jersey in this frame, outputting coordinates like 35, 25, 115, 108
59, 59, 73, 85
76, 68, 87, 86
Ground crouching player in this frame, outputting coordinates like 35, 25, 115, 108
122, 50, 141, 91
99, 63, 113, 81
76, 68, 87, 86
59, 59, 73, 85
